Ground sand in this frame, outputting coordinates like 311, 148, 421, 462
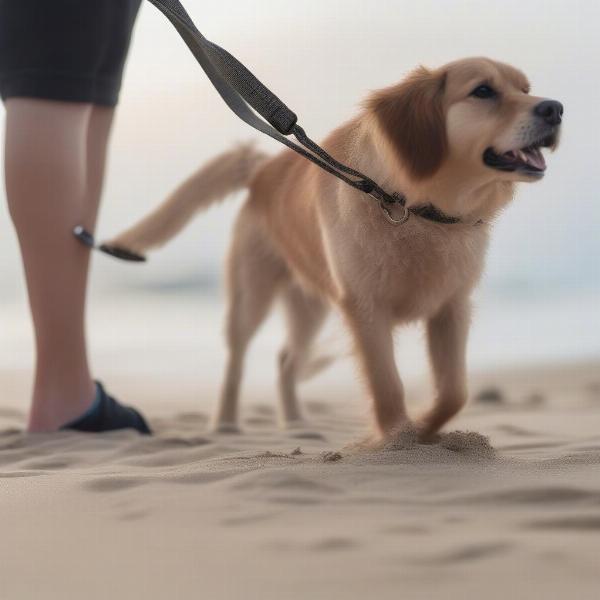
1, 361, 600, 599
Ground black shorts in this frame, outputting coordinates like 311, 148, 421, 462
0, 0, 141, 107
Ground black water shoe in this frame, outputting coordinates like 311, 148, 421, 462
61, 382, 151, 435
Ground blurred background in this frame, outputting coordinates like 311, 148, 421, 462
1, 0, 598, 407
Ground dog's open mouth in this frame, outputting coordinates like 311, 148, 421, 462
483, 133, 557, 177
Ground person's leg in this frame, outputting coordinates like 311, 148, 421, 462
4, 98, 114, 432
85, 105, 115, 233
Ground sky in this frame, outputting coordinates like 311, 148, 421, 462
0, 0, 599, 373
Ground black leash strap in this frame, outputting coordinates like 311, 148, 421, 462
144, 0, 398, 204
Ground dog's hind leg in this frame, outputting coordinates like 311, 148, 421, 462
278, 284, 329, 428
213, 214, 286, 433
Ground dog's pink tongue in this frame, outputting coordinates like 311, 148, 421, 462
526, 148, 546, 170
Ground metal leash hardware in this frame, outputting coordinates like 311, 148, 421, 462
378, 194, 410, 226
73, 226, 146, 263
362, 183, 411, 226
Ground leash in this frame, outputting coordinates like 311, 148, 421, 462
75, 0, 461, 262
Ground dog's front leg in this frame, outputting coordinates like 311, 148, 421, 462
418, 296, 471, 438
342, 303, 408, 437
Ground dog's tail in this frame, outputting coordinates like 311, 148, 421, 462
105, 143, 269, 257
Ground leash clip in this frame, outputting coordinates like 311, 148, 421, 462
73, 226, 146, 263
378, 193, 410, 226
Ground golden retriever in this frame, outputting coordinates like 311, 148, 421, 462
107, 57, 563, 440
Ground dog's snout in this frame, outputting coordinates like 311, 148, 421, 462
534, 100, 564, 126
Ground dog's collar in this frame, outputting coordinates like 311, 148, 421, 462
371, 191, 468, 226
409, 201, 463, 225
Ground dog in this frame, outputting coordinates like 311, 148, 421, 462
108, 57, 563, 440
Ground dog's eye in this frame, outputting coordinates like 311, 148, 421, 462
470, 85, 497, 99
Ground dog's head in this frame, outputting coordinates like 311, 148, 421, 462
367, 57, 563, 186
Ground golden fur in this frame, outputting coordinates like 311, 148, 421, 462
109, 57, 562, 439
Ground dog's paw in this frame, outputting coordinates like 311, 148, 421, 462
348, 421, 417, 452
413, 417, 444, 444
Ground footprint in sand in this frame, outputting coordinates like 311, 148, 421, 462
289, 430, 327, 441
523, 392, 546, 407
22, 458, 73, 470
474, 387, 506, 406
383, 524, 430, 536
585, 381, 600, 398
153, 436, 211, 448
500, 441, 565, 452
0, 429, 26, 450
495, 424, 544, 437
123, 435, 212, 458
84, 476, 148, 493
309, 537, 358, 552
0, 427, 22, 436
410, 542, 512, 566
526, 515, 600, 531
175, 412, 209, 424
269, 496, 323, 505
171, 470, 241, 485
262, 536, 358, 553
118, 509, 151, 522
230, 471, 340, 507
457, 486, 600, 505
0, 470, 46, 479
244, 416, 276, 426
220, 513, 275, 527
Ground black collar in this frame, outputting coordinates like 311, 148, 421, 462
408, 201, 462, 225
375, 191, 464, 226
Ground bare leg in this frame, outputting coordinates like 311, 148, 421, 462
278, 284, 328, 427
342, 302, 408, 437
5, 99, 114, 432
214, 215, 286, 432
85, 106, 115, 232
418, 296, 471, 437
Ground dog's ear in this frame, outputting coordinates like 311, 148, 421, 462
367, 67, 448, 180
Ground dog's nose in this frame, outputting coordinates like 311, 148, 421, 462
534, 100, 564, 126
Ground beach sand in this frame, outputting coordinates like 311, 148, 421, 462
1, 360, 600, 599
